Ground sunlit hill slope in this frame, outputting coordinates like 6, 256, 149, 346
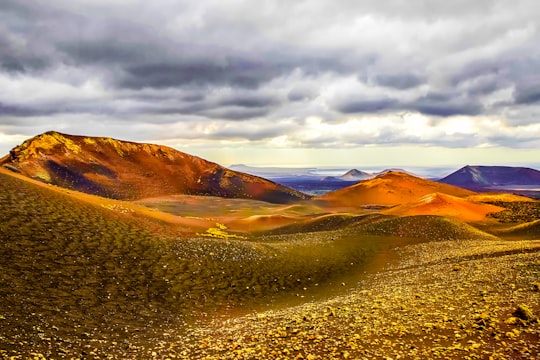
385, 192, 505, 222
320, 171, 474, 207
0, 131, 309, 203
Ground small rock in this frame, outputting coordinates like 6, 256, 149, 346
513, 304, 534, 322
505, 317, 520, 325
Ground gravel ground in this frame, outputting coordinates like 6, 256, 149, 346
1, 238, 538, 359
179, 238, 540, 360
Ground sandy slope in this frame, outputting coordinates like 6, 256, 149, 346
320, 171, 474, 207
0, 166, 213, 234
385, 192, 505, 222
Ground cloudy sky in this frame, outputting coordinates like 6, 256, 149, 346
1, 0, 540, 168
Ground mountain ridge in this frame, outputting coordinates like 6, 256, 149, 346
320, 171, 475, 207
1, 131, 310, 203
385, 192, 505, 222
439, 165, 540, 189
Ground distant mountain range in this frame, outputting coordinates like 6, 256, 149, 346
322, 169, 372, 181
3, 132, 540, 203
439, 165, 540, 189
0, 131, 309, 203
229, 164, 416, 181
231, 164, 540, 197
228, 164, 316, 177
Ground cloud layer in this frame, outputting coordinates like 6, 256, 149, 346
1, 0, 540, 162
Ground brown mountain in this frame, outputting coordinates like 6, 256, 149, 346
320, 171, 474, 207
385, 192, 504, 222
0, 131, 310, 203
439, 165, 540, 189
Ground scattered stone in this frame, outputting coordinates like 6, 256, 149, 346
505, 317, 520, 325
513, 304, 534, 322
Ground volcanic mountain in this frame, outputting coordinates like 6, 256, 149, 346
320, 171, 474, 207
339, 169, 372, 181
0, 131, 309, 203
439, 165, 540, 189
385, 192, 504, 222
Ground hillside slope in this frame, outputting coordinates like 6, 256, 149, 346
385, 192, 505, 222
439, 165, 540, 189
356, 215, 498, 241
320, 171, 474, 207
0, 131, 309, 203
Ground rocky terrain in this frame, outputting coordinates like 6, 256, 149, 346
184, 238, 540, 360
0, 133, 539, 359
0, 131, 308, 203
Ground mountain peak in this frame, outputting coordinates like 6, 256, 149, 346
440, 165, 540, 189
375, 170, 417, 180
339, 168, 372, 180
321, 171, 473, 207
386, 191, 504, 222
2, 132, 310, 203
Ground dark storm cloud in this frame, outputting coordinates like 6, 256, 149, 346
0, 0, 367, 90
449, 50, 540, 104
373, 73, 426, 90
210, 120, 298, 141
0, 103, 50, 117
199, 107, 271, 120
1, 56, 26, 73
335, 97, 398, 114
449, 59, 503, 87
333, 89, 485, 117
287, 88, 316, 102
61, 41, 150, 66
119, 90, 277, 120
1, 0, 540, 151
409, 92, 484, 117
116, 51, 359, 90
514, 84, 540, 105
218, 94, 279, 108
0, 31, 50, 74
464, 76, 501, 97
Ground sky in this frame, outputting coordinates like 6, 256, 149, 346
1, 0, 540, 168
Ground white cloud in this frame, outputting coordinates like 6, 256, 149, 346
1, 0, 540, 166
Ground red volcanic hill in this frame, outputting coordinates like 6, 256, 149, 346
320, 171, 474, 207
0, 131, 310, 203
385, 192, 505, 222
